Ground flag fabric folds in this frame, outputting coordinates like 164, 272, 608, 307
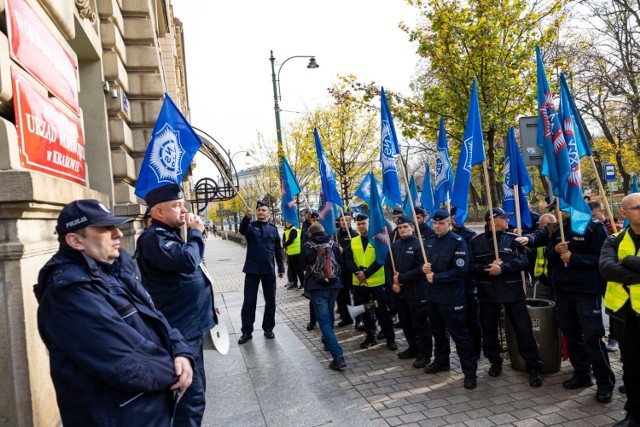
559, 73, 592, 158
434, 117, 453, 209
502, 127, 533, 229
451, 78, 486, 226
280, 156, 301, 227
402, 175, 419, 219
135, 93, 202, 198
317, 192, 336, 236
314, 128, 344, 208
624, 175, 639, 229
379, 87, 403, 205
420, 164, 435, 219
368, 173, 391, 265
355, 172, 394, 207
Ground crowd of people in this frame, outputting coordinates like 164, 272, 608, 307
32, 186, 640, 427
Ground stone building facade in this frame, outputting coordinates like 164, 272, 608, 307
0, 0, 192, 425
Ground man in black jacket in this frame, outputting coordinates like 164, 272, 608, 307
469, 208, 543, 388
335, 211, 358, 327
387, 216, 431, 368
548, 211, 614, 403
422, 209, 477, 389
600, 193, 640, 426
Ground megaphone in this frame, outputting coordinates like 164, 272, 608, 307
347, 300, 378, 319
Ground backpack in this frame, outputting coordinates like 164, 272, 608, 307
309, 241, 340, 284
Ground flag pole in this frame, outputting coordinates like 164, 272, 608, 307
398, 156, 428, 264
513, 184, 528, 293
482, 161, 500, 259
587, 155, 617, 233
337, 205, 353, 242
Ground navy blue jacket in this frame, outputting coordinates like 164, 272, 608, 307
424, 231, 468, 305
546, 219, 607, 295
34, 246, 192, 427
469, 230, 528, 303
303, 232, 343, 291
137, 220, 214, 340
387, 235, 426, 300
240, 217, 285, 275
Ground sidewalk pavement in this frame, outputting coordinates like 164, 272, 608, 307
201, 235, 627, 427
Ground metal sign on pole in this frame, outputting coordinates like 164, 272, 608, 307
603, 164, 616, 182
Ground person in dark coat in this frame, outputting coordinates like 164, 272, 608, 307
469, 208, 543, 388
283, 221, 304, 290
414, 206, 436, 241
335, 210, 359, 327
303, 222, 346, 370
136, 184, 214, 426
388, 215, 432, 368
237, 201, 285, 342
547, 211, 615, 403
422, 209, 478, 389
35, 199, 193, 427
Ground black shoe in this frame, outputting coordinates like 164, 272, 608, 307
376, 331, 385, 340
387, 341, 398, 351
306, 322, 316, 331
424, 362, 450, 374
614, 417, 640, 427
264, 331, 275, 339
488, 362, 502, 377
595, 389, 613, 403
337, 319, 353, 327
329, 355, 347, 370
398, 348, 418, 360
464, 375, 477, 390
620, 384, 626, 394
286, 282, 298, 290
563, 375, 593, 390
529, 369, 542, 387
413, 357, 429, 369
360, 337, 378, 349
238, 333, 252, 344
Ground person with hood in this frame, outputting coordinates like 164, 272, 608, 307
303, 222, 346, 370
34, 199, 193, 426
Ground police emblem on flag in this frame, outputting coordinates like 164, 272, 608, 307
149, 124, 185, 182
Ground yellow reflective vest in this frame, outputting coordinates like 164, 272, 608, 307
350, 235, 385, 287
604, 230, 640, 314
284, 227, 301, 256
533, 247, 547, 278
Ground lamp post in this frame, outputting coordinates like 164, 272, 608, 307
269, 50, 319, 162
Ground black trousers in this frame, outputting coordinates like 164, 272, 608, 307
612, 306, 640, 420
335, 272, 353, 322
353, 285, 395, 343
428, 302, 477, 376
393, 297, 432, 359
240, 273, 276, 334
286, 253, 305, 285
466, 291, 482, 358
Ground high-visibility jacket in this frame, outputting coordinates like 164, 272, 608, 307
350, 235, 385, 287
604, 230, 640, 314
533, 246, 547, 277
284, 227, 301, 255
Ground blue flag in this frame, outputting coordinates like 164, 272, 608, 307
559, 73, 592, 158
280, 156, 301, 227
368, 173, 391, 265
355, 172, 393, 208
624, 175, 639, 229
558, 75, 592, 235
135, 93, 202, 198
379, 87, 403, 205
434, 117, 453, 209
402, 176, 419, 219
503, 128, 533, 229
314, 128, 344, 208
536, 45, 570, 201
317, 192, 336, 236
451, 78, 486, 226
420, 164, 435, 219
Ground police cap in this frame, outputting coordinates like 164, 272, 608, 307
144, 184, 183, 208
431, 208, 451, 221
57, 199, 132, 234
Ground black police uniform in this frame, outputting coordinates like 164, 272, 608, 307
336, 225, 359, 325
424, 230, 477, 379
469, 228, 541, 373
388, 231, 432, 363
547, 219, 615, 396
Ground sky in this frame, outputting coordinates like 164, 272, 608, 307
171, 0, 419, 181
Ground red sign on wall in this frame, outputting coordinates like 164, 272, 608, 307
5, 0, 80, 114
12, 69, 86, 185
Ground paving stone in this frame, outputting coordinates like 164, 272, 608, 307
399, 411, 428, 423
443, 412, 473, 424
486, 413, 518, 425
536, 412, 568, 425
464, 418, 496, 427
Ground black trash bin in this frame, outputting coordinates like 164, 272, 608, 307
504, 298, 561, 373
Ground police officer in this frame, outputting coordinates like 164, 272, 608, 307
450, 206, 481, 357
515, 212, 557, 301
469, 208, 543, 388
35, 200, 194, 426
136, 184, 213, 426
237, 201, 285, 341
391, 207, 405, 242
421, 209, 477, 389
414, 206, 436, 241
600, 193, 640, 426
283, 221, 304, 290
388, 215, 432, 368
547, 210, 615, 403
344, 213, 398, 350
335, 210, 359, 327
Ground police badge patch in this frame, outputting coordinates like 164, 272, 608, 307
456, 258, 465, 267
149, 124, 185, 183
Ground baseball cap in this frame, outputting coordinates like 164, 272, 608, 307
484, 207, 513, 222
56, 199, 133, 234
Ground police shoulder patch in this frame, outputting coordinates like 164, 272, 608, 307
456, 258, 465, 267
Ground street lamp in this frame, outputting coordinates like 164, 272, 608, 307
270, 50, 319, 162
